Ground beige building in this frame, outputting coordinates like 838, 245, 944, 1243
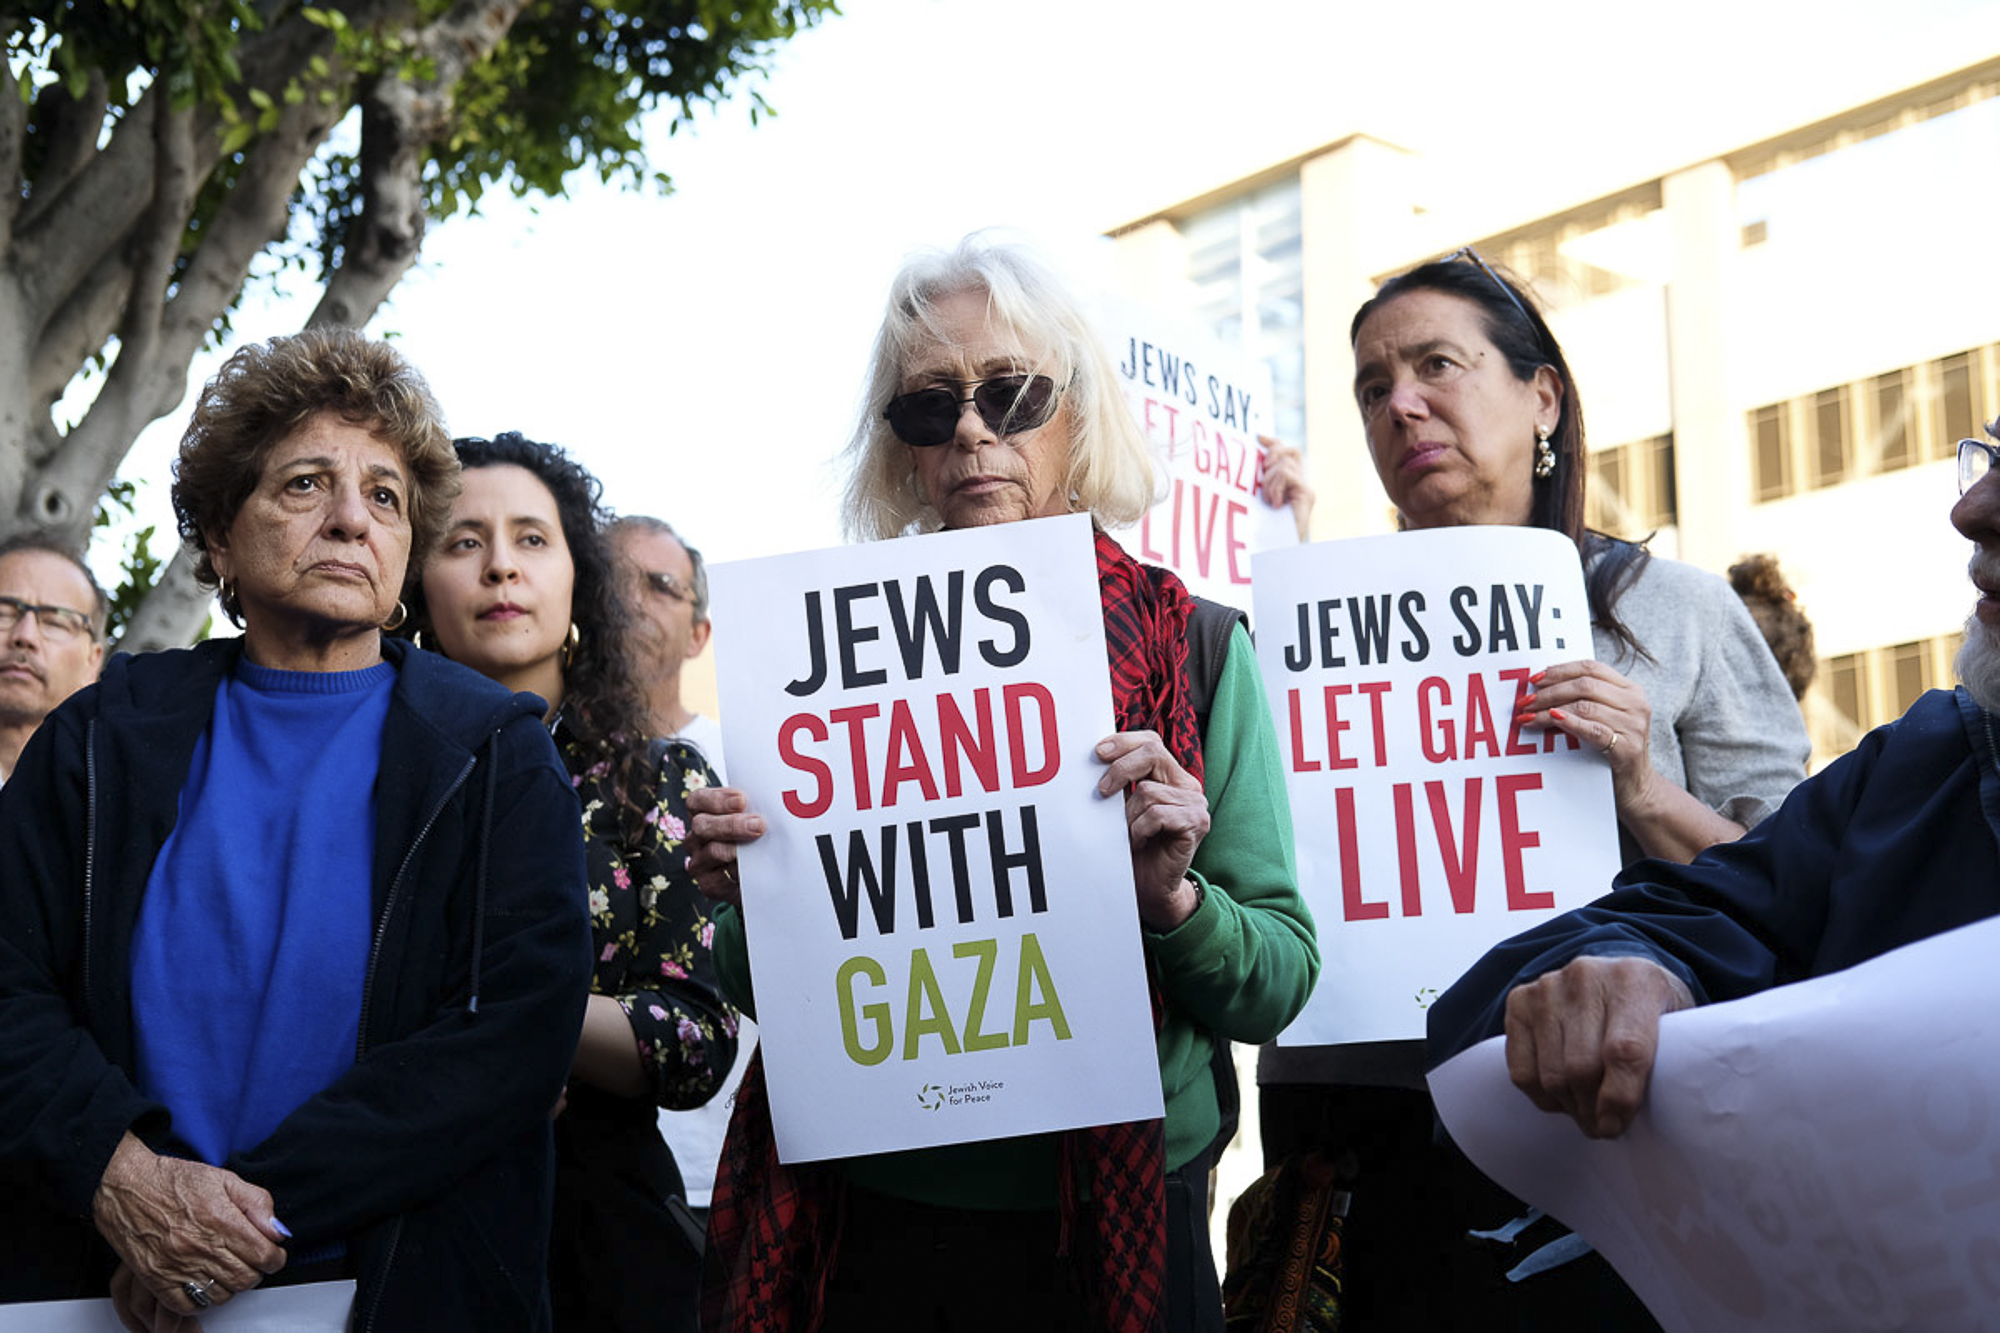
1108, 55, 2000, 766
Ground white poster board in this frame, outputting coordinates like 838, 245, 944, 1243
1430, 915, 2000, 1333
709, 513, 1164, 1162
1253, 527, 1622, 1044
1098, 294, 1297, 610
7, 1281, 354, 1332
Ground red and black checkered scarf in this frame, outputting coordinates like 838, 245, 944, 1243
700, 526, 1201, 1333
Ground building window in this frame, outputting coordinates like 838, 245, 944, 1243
1937, 350, 1977, 457
1872, 370, 1911, 472
1182, 177, 1306, 449
1812, 633, 1962, 762
1588, 435, 1677, 535
1751, 405, 1791, 502
1751, 342, 1998, 502
1811, 387, 1850, 489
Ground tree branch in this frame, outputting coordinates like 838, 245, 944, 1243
116, 547, 215, 655
17, 108, 198, 533
11, 88, 158, 338
308, 0, 531, 328
16, 67, 110, 235
27, 249, 136, 415
0, 26, 24, 244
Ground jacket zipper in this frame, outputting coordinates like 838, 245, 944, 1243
82, 719, 98, 1014
351, 751, 474, 1328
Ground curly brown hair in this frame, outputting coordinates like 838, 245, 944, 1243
171, 328, 458, 621
1729, 553, 1817, 700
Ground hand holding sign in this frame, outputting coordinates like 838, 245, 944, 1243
1095, 730, 1210, 931
1501, 953, 1695, 1139
687, 786, 762, 908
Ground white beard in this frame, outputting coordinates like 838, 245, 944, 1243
1956, 611, 2000, 715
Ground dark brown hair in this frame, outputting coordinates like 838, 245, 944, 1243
172, 328, 458, 620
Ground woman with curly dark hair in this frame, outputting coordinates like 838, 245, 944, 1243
408, 432, 737, 1333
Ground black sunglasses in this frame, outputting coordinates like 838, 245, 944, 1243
883, 374, 1064, 448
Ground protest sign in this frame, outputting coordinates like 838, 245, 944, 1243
1097, 294, 1297, 610
1430, 914, 2000, 1333
709, 513, 1164, 1163
7, 1282, 354, 1332
1254, 527, 1621, 1044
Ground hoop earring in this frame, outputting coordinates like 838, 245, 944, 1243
216, 576, 243, 627
1533, 428, 1556, 480
562, 621, 580, 668
382, 600, 408, 632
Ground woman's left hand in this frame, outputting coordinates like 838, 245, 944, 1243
1096, 731, 1210, 932
1515, 660, 1655, 813
110, 1262, 197, 1333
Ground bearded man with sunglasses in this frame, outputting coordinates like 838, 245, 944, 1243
685, 235, 1319, 1333
0, 533, 107, 788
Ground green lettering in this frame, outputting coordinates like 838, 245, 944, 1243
953, 938, 1007, 1052
835, 955, 892, 1066
902, 947, 962, 1060
1012, 932, 1071, 1044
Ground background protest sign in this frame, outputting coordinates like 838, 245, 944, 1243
1253, 526, 1621, 1044
1096, 293, 1297, 610
709, 513, 1164, 1163
1431, 915, 2000, 1333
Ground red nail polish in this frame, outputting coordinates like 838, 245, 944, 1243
1550, 708, 1568, 721
1530, 670, 1547, 685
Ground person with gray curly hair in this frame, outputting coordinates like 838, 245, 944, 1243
0, 327, 592, 1329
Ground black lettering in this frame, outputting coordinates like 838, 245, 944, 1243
986, 805, 1045, 918
817, 826, 897, 941
975, 565, 1030, 667
1514, 583, 1544, 649
784, 589, 829, 697
834, 583, 886, 689
1347, 594, 1393, 666
885, 571, 965, 678
1316, 598, 1346, 669
1450, 585, 1482, 656
1399, 591, 1430, 661
930, 812, 983, 924
1283, 600, 1313, 672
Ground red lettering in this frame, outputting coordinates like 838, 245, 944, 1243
1462, 674, 1500, 758
1002, 682, 1060, 787
1393, 783, 1421, 917
1224, 500, 1250, 584
1500, 668, 1537, 755
778, 713, 832, 818
1190, 485, 1220, 577
937, 689, 997, 797
1323, 684, 1358, 771
1428, 779, 1483, 913
1357, 681, 1393, 767
1418, 676, 1454, 762
1497, 772, 1551, 909
879, 699, 939, 809
1542, 724, 1581, 754
1336, 787, 1387, 921
1191, 422, 1212, 476
828, 704, 880, 810
1170, 478, 1185, 567
1287, 689, 1321, 773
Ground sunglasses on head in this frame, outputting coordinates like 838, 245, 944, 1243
883, 373, 1064, 448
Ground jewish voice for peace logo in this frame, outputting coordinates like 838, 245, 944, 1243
917, 1083, 945, 1112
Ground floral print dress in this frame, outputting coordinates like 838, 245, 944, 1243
550, 727, 737, 1333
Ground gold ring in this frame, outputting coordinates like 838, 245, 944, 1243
1604, 730, 1622, 755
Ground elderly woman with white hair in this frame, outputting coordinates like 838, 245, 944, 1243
686, 235, 1319, 1333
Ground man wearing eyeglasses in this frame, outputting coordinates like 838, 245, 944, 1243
0, 533, 106, 788
609, 516, 724, 779
1430, 422, 2000, 1144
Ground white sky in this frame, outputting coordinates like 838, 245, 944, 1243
96, 0, 1999, 589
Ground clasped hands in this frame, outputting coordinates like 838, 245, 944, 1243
94, 1132, 288, 1332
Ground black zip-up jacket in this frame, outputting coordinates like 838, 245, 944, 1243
0, 637, 593, 1328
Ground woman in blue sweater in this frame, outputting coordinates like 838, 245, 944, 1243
0, 329, 594, 1328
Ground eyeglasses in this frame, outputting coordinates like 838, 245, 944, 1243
883, 374, 1064, 448
1445, 246, 1541, 336
642, 570, 698, 605
0, 594, 96, 642
1960, 437, 2000, 495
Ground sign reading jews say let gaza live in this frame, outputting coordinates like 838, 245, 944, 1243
708, 514, 1163, 1163
1255, 527, 1621, 1045
1099, 294, 1297, 611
